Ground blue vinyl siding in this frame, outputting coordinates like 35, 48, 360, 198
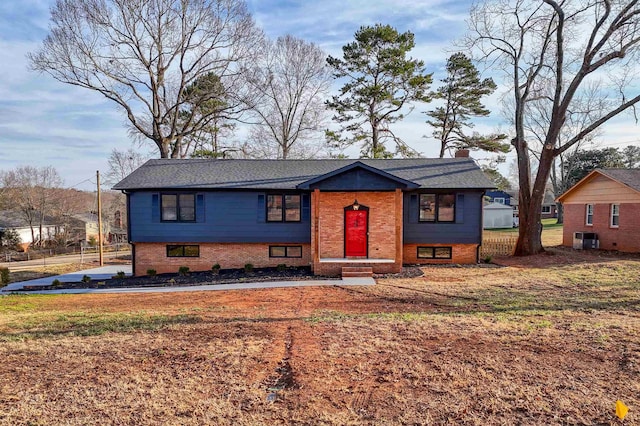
403, 191, 483, 244
129, 191, 310, 243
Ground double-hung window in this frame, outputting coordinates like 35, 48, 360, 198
267, 194, 301, 222
585, 204, 594, 226
541, 205, 552, 214
419, 193, 455, 222
610, 204, 620, 228
161, 194, 195, 222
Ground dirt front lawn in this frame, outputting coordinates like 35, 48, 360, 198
0, 248, 638, 425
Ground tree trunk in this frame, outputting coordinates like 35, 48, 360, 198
556, 203, 564, 224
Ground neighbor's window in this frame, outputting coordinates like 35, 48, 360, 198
269, 246, 303, 258
419, 193, 455, 222
166, 245, 200, 257
267, 194, 301, 222
417, 246, 452, 259
541, 205, 552, 214
610, 204, 620, 228
586, 204, 594, 225
494, 197, 505, 204
161, 194, 195, 222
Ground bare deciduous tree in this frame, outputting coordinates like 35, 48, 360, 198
29, 0, 263, 158
244, 35, 331, 159
104, 148, 149, 187
467, 0, 640, 255
1, 166, 63, 248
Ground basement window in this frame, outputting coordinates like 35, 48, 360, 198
417, 246, 452, 259
269, 246, 303, 258
166, 245, 200, 257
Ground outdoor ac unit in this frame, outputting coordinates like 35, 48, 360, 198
573, 232, 599, 250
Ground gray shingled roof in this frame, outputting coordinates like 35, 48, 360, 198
598, 168, 640, 192
0, 210, 57, 229
112, 158, 494, 191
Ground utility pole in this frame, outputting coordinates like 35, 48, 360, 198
96, 170, 104, 266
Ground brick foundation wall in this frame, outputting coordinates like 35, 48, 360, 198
563, 203, 640, 252
403, 243, 478, 265
134, 242, 311, 276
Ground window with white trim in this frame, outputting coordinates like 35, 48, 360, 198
541, 205, 552, 214
586, 204, 594, 226
494, 197, 505, 204
610, 204, 619, 228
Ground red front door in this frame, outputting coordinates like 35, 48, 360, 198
345, 209, 368, 257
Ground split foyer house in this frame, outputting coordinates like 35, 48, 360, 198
113, 158, 494, 276
557, 168, 640, 252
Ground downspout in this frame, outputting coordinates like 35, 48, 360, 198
477, 190, 486, 263
124, 190, 135, 276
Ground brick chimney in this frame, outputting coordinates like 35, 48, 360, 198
455, 149, 470, 158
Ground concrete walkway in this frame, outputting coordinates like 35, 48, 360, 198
1, 265, 374, 294
2, 265, 133, 292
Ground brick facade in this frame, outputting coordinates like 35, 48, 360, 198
403, 243, 478, 264
311, 190, 403, 275
134, 242, 311, 276
563, 203, 640, 252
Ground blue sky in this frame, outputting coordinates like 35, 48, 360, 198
0, 0, 638, 191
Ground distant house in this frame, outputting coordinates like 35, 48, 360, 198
114, 158, 494, 276
509, 189, 558, 219
69, 213, 115, 246
557, 168, 640, 252
483, 202, 514, 229
0, 210, 62, 251
485, 190, 513, 206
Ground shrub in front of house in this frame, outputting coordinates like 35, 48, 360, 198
0, 267, 9, 286
277, 264, 287, 272
211, 263, 221, 274
178, 266, 190, 276
244, 263, 254, 273
147, 269, 157, 277
81, 275, 91, 283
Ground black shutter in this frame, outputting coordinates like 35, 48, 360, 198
301, 193, 310, 221
409, 194, 418, 223
257, 194, 266, 223
456, 194, 464, 223
196, 194, 205, 223
151, 193, 160, 222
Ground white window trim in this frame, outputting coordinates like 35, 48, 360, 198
610, 204, 620, 228
494, 197, 505, 204
541, 205, 552, 214
585, 204, 593, 226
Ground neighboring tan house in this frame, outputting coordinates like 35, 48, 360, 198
113, 158, 494, 276
0, 210, 62, 251
557, 168, 640, 252
67, 213, 107, 245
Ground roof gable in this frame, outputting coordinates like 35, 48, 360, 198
297, 161, 419, 190
557, 168, 640, 203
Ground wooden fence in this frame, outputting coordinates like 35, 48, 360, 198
480, 235, 518, 257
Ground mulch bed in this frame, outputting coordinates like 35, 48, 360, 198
23, 266, 329, 291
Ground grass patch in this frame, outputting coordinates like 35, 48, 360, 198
0, 312, 201, 341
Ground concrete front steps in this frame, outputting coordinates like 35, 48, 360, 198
341, 266, 373, 278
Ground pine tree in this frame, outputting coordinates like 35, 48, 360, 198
326, 24, 432, 158
426, 53, 508, 158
